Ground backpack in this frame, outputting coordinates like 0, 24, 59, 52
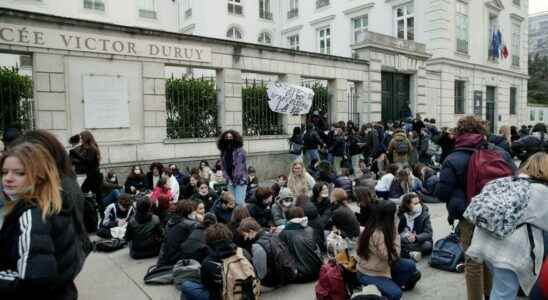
83, 193, 99, 233
289, 140, 304, 155
464, 176, 543, 239
460, 144, 513, 203
267, 235, 298, 286
395, 140, 410, 154
173, 259, 201, 290
429, 232, 464, 273
94, 238, 127, 252
143, 264, 175, 285
315, 260, 348, 300
222, 247, 261, 300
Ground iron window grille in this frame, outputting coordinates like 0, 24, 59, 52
0, 67, 35, 135
242, 79, 284, 136
303, 80, 331, 126
454, 80, 466, 114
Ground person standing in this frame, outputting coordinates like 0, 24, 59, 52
217, 130, 248, 206
303, 123, 325, 167
330, 121, 348, 175
289, 127, 304, 162
72, 131, 102, 200
0, 143, 82, 299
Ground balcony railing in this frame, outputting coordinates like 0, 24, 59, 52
287, 8, 298, 19
259, 10, 273, 20
316, 0, 329, 9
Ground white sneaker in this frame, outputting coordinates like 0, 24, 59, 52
409, 251, 422, 262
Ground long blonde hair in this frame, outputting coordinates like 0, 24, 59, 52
288, 161, 311, 197
499, 125, 512, 146
521, 152, 548, 182
1, 142, 62, 219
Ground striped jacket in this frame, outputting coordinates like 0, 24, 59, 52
0, 200, 83, 299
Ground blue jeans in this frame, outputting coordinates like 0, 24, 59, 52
180, 280, 209, 300
305, 149, 320, 166
101, 188, 122, 207
487, 263, 520, 300
229, 182, 247, 206
357, 258, 417, 300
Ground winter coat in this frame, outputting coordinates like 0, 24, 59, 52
125, 213, 164, 259
191, 190, 218, 212
369, 126, 387, 159
436, 132, 455, 163
210, 199, 234, 225
311, 197, 331, 217
0, 199, 84, 299
327, 203, 361, 239
69, 146, 99, 177
221, 147, 248, 185
488, 135, 511, 154
180, 223, 209, 263
101, 203, 135, 229
289, 134, 304, 154
252, 230, 277, 287
398, 205, 433, 244
387, 132, 412, 164
271, 202, 288, 227
156, 216, 197, 266
299, 201, 327, 252
330, 135, 347, 157
124, 176, 147, 194
511, 132, 548, 163
150, 187, 172, 211
303, 129, 324, 150
145, 172, 161, 190
421, 169, 439, 196
279, 220, 323, 281
201, 240, 252, 300
357, 228, 401, 278
388, 177, 422, 199
247, 197, 273, 228
434, 133, 516, 223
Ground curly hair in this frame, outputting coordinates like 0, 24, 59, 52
149, 162, 164, 174
455, 116, 487, 136
217, 130, 244, 152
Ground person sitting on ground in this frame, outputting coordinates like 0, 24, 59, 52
277, 174, 288, 188
180, 212, 217, 264
397, 193, 433, 262
308, 158, 320, 179
375, 164, 399, 199
101, 171, 123, 208
125, 196, 165, 259
164, 168, 180, 203
198, 160, 213, 182
388, 169, 421, 199
355, 186, 379, 227
149, 176, 172, 224
296, 194, 326, 254
169, 163, 190, 188
181, 173, 200, 200
180, 223, 254, 300
334, 167, 354, 200
271, 188, 295, 227
145, 162, 164, 190
191, 179, 218, 212
317, 160, 337, 184
246, 166, 259, 202
417, 165, 439, 202
156, 200, 198, 267
229, 206, 253, 252
125, 165, 147, 194
191, 201, 206, 223
357, 201, 421, 300
311, 181, 331, 218
287, 161, 316, 197
279, 207, 323, 283
387, 129, 413, 166
209, 160, 226, 192
326, 188, 361, 239
210, 191, 237, 225
98, 193, 135, 239
247, 186, 274, 228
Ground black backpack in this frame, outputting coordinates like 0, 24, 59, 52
83, 193, 99, 233
258, 235, 298, 286
94, 238, 127, 252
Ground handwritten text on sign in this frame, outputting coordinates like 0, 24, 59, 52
267, 82, 314, 115
0, 23, 211, 63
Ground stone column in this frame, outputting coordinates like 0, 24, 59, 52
367, 59, 382, 123
280, 73, 303, 134
415, 66, 428, 117
328, 78, 348, 123
33, 53, 68, 143
355, 80, 368, 125
217, 68, 243, 133
142, 62, 167, 143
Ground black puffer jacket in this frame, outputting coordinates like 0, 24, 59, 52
125, 213, 164, 259
247, 197, 273, 228
303, 129, 324, 150
299, 201, 326, 253
279, 221, 322, 282
0, 200, 83, 299
156, 216, 197, 266
180, 223, 209, 263
397, 205, 433, 244
124, 176, 147, 194
511, 133, 548, 163
327, 203, 361, 239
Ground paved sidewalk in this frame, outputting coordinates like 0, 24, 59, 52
76, 203, 472, 300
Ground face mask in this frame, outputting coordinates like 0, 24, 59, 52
134, 170, 141, 175
412, 203, 421, 213
282, 200, 293, 208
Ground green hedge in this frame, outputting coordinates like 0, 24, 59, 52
165, 77, 220, 139
242, 83, 283, 136
0, 67, 33, 133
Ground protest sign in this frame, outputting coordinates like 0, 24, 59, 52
266, 82, 314, 115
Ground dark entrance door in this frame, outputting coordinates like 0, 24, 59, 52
486, 86, 496, 133
381, 72, 411, 123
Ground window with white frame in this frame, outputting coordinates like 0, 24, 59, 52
395, 3, 414, 41
318, 27, 331, 54
258, 32, 272, 44
510, 87, 517, 115
456, 1, 469, 53
288, 0, 298, 19
288, 34, 299, 50
84, 0, 105, 11
511, 22, 521, 66
352, 15, 368, 43
183, 0, 192, 18
488, 14, 499, 60
259, 0, 272, 20
228, 0, 243, 15
138, 0, 157, 19
530, 110, 536, 121
454, 80, 466, 114
540, 110, 545, 122
227, 26, 243, 40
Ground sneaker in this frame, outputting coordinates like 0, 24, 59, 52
402, 271, 421, 291
455, 263, 465, 273
409, 251, 422, 262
